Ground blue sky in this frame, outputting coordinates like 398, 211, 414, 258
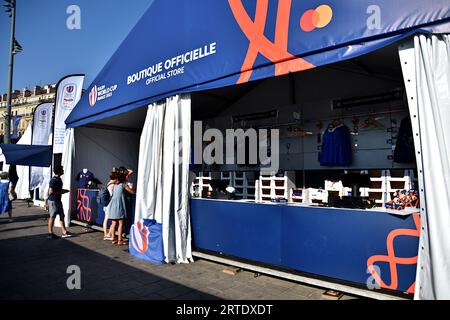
0, 0, 153, 93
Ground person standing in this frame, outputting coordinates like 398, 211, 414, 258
8, 165, 19, 191
46, 165, 72, 239
0, 172, 14, 222
102, 170, 117, 241
106, 170, 135, 246
119, 166, 134, 237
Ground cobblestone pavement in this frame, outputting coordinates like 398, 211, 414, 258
0, 201, 357, 300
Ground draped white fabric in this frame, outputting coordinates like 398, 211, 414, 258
15, 124, 32, 199
61, 128, 75, 226
135, 102, 165, 223
406, 34, 450, 300
135, 94, 193, 264
172, 96, 193, 263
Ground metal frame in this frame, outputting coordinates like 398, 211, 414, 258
398, 37, 429, 299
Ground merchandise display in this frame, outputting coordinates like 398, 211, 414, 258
319, 122, 352, 167
385, 189, 420, 210
75, 169, 102, 189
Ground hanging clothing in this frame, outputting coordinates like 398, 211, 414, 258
320, 123, 352, 167
106, 183, 127, 220
394, 117, 415, 163
0, 179, 12, 214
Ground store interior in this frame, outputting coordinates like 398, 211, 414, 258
189, 43, 417, 210
73, 42, 418, 212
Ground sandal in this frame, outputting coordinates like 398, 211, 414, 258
116, 240, 128, 246
112, 240, 118, 245
104, 236, 113, 241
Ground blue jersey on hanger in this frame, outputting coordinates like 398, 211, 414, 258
320, 124, 352, 167
76, 170, 95, 189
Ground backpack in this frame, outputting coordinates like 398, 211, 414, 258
97, 187, 111, 207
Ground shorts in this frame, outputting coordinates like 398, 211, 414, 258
48, 201, 65, 219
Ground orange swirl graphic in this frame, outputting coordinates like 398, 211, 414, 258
76, 189, 92, 222
228, 0, 315, 84
367, 214, 420, 293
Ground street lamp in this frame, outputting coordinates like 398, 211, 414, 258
3, 0, 22, 144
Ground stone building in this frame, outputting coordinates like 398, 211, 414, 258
0, 85, 56, 137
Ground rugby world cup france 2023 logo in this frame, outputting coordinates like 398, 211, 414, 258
37, 109, 48, 129
89, 85, 98, 107
228, 0, 333, 84
62, 84, 77, 110
130, 221, 149, 255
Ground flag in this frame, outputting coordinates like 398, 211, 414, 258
11, 115, 22, 140
30, 103, 53, 190
53, 75, 84, 154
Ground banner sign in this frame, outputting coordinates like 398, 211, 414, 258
11, 115, 22, 140
32, 103, 53, 146
66, 0, 450, 127
129, 219, 165, 264
30, 103, 54, 190
54, 75, 84, 153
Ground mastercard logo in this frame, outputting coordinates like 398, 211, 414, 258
300, 4, 333, 32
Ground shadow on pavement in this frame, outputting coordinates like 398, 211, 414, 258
0, 233, 220, 300
0, 214, 48, 224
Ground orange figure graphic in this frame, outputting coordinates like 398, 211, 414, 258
367, 214, 421, 293
228, 0, 316, 84
77, 189, 92, 222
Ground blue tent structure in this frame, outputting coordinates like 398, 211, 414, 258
62, 0, 450, 300
0, 144, 52, 167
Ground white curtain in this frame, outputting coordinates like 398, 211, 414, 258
135, 101, 165, 222
15, 124, 32, 199
135, 94, 193, 264
61, 128, 75, 226
406, 34, 450, 300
